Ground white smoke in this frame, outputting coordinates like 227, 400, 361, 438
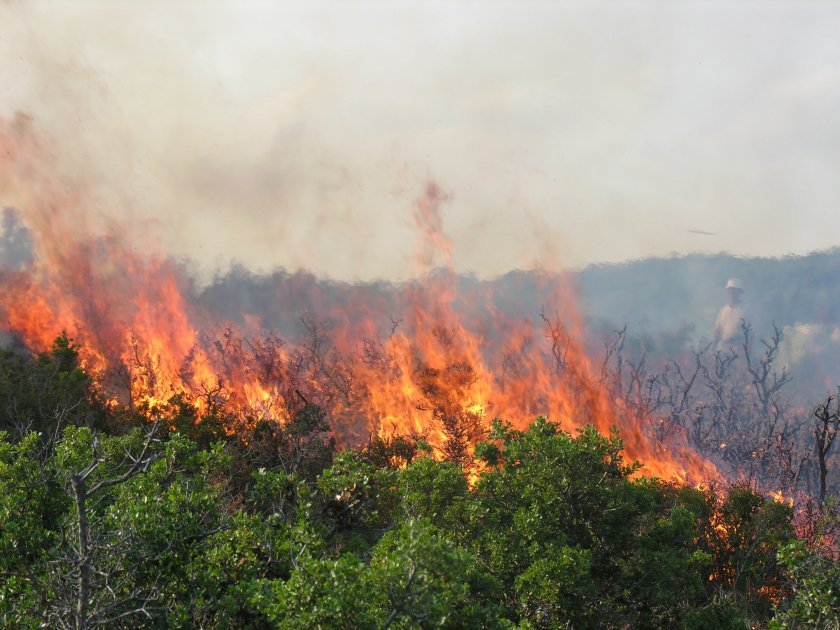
2, 2, 840, 281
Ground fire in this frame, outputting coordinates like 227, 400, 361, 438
0, 116, 717, 482
769, 489, 794, 507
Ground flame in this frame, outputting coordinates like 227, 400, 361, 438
769, 489, 794, 507
0, 116, 717, 482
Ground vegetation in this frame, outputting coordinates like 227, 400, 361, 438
0, 337, 837, 628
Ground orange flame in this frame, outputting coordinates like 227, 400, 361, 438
0, 116, 717, 482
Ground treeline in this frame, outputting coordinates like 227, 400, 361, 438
195, 251, 840, 403
578, 249, 840, 333
4, 207, 840, 339
194, 249, 840, 338
0, 338, 838, 628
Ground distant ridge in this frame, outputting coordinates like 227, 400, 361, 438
576, 248, 840, 336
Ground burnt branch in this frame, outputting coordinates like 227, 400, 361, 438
814, 393, 840, 505
540, 308, 571, 377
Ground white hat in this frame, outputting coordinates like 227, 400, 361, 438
725, 278, 744, 290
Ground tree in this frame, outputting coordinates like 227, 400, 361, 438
0, 432, 66, 628
704, 484, 795, 621
53, 424, 161, 629
0, 333, 99, 451
771, 539, 840, 628
469, 417, 748, 627
246, 554, 375, 628
369, 519, 506, 628
813, 394, 840, 505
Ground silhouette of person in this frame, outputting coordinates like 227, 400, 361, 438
713, 278, 750, 351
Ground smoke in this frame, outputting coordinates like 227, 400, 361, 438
3, 2, 840, 281
777, 323, 840, 399
0, 1, 506, 280
0, 208, 33, 269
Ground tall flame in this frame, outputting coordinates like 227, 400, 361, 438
0, 116, 716, 482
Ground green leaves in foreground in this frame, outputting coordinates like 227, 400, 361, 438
0, 407, 826, 628
247, 519, 506, 629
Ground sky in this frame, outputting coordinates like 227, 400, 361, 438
1, 0, 839, 281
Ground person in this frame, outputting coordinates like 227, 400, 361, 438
713, 278, 749, 350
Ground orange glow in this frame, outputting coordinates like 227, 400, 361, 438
0, 117, 718, 482
769, 489, 795, 507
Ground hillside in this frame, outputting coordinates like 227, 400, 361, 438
577, 249, 840, 339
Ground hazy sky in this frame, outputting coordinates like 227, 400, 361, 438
2, 1, 839, 281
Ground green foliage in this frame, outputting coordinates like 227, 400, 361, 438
165, 392, 229, 449
247, 554, 375, 628
317, 450, 398, 552
471, 418, 634, 578
0, 345, 827, 627
681, 598, 747, 630
227, 406, 335, 502
397, 456, 468, 532
0, 432, 66, 626
513, 545, 593, 625
188, 510, 296, 626
469, 417, 745, 628
247, 467, 300, 519
368, 519, 507, 628
771, 540, 840, 628
705, 484, 796, 619
0, 333, 99, 443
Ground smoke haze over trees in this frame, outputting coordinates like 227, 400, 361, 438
193, 249, 840, 399
4, 2, 840, 279
4, 205, 838, 401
